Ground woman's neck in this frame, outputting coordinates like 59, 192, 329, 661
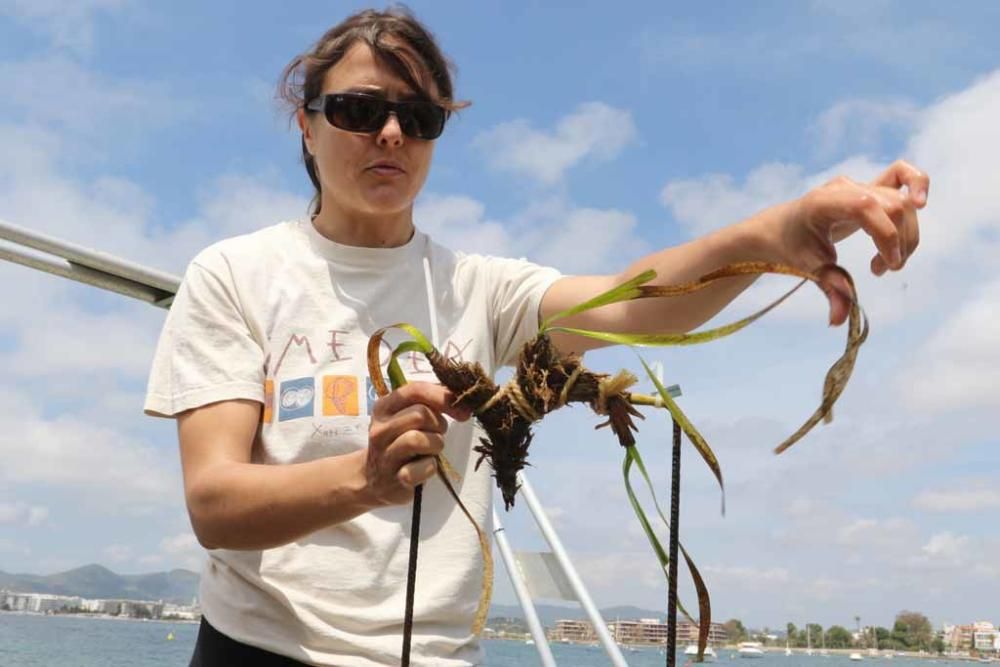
311, 203, 415, 248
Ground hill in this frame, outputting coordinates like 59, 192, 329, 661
0, 564, 199, 604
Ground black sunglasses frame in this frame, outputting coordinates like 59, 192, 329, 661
305, 92, 447, 140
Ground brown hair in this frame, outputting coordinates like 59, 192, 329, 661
277, 6, 469, 217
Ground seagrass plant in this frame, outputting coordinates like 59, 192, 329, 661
366, 261, 868, 659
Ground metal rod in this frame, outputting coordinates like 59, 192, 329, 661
666, 418, 682, 667
491, 507, 557, 667
401, 485, 423, 666
517, 472, 629, 667
0, 219, 180, 294
1, 241, 175, 307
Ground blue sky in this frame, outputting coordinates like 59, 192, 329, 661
2, 0, 999, 633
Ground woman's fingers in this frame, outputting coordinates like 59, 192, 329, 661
383, 429, 445, 471
818, 266, 855, 326
868, 184, 919, 273
371, 381, 470, 421
371, 402, 448, 447
365, 381, 465, 505
872, 159, 930, 209
843, 187, 903, 270
397, 456, 438, 488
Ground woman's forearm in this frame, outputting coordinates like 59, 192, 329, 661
613, 202, 790, 335
186, 449, 376, 551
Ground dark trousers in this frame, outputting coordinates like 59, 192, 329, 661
190, 616, 310, 666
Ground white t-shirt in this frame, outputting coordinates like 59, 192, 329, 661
144, 218, 561, 666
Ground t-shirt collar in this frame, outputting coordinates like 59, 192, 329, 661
299, 217, 427, 268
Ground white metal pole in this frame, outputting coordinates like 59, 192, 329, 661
517, 472, 629, 667
0, 241, 175, 307
491, 507, 557, 667
0, 219, 181, 294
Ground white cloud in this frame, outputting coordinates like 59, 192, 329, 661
898, 278, 1000, 413
808, 98, 920, 159
913, 484, 1000, 512
835, 517, 918, 552
159, 532, 203, 571
474, 102, 636, 185
0, 0, 132, 55
661, 162, 809, 239
0, 501, 49, 526
0, 387, 178, 510
912, 531, 972, 568
415, 194, 512, 257
416, 193, 648, 275
522, 204, 647, 275
0, 56, 188, 146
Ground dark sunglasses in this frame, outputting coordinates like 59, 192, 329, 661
305, 92, 447, 140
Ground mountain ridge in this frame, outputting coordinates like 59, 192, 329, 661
0, 564, 199, 605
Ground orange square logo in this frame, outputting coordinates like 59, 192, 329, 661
322, 375, 359, 416
263, 379, 274, 423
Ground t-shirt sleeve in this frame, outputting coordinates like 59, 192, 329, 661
485, 256, 563, 368
144, 255, 265, 418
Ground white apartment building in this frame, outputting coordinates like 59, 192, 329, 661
1, 592, 81, 613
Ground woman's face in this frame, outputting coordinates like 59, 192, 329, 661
298, 42, 437, 228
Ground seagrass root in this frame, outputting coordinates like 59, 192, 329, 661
427, 333, 644, 509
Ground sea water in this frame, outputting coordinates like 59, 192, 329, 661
0, 613, 954, 666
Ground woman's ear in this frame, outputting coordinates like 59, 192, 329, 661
297, 108, 315, 156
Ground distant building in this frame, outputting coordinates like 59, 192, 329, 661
944, 624, 974, 652
604, 618, 728, 646
942, 622, 999, 655
677, 621, 730, 646
550, 619, 596, 642
1, 591, 80, 613
609, 618, 670, 645
162, 602, 201, 620
973, 622, 998, 654
1, 590, 187, 621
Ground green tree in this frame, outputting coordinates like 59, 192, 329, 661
806, 624, 823, 649
933, 636, 945, 655
787, 623, 799, 647
826, 625, 853, 649
724, 619, 747, 643
893, 611, 933, 651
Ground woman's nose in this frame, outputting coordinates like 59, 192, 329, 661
376, 112, 404, 147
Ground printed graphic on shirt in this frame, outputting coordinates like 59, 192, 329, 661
279, 377, 315, 422
365, 377, 379, 415
273, 333, 317, 376
322, 375, 359, 416
263, 379, 274, 423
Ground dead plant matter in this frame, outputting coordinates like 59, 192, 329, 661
428, 333, 645, 509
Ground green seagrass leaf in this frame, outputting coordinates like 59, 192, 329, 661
540, 269, 656, 331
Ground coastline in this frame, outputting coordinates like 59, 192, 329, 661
0, 609, 200, 625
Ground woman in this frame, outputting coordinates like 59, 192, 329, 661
145, 8, 928, 667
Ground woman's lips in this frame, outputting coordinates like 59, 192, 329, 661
367, 165, 405, 177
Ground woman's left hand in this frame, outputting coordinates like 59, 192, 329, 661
770, 159, 929, 326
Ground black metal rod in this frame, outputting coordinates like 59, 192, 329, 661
401, 484, 423, 666
666, 418, 682, 667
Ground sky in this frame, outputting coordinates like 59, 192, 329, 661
1, 0, 999, 634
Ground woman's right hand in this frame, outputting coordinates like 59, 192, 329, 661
364, 382, 471, 506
